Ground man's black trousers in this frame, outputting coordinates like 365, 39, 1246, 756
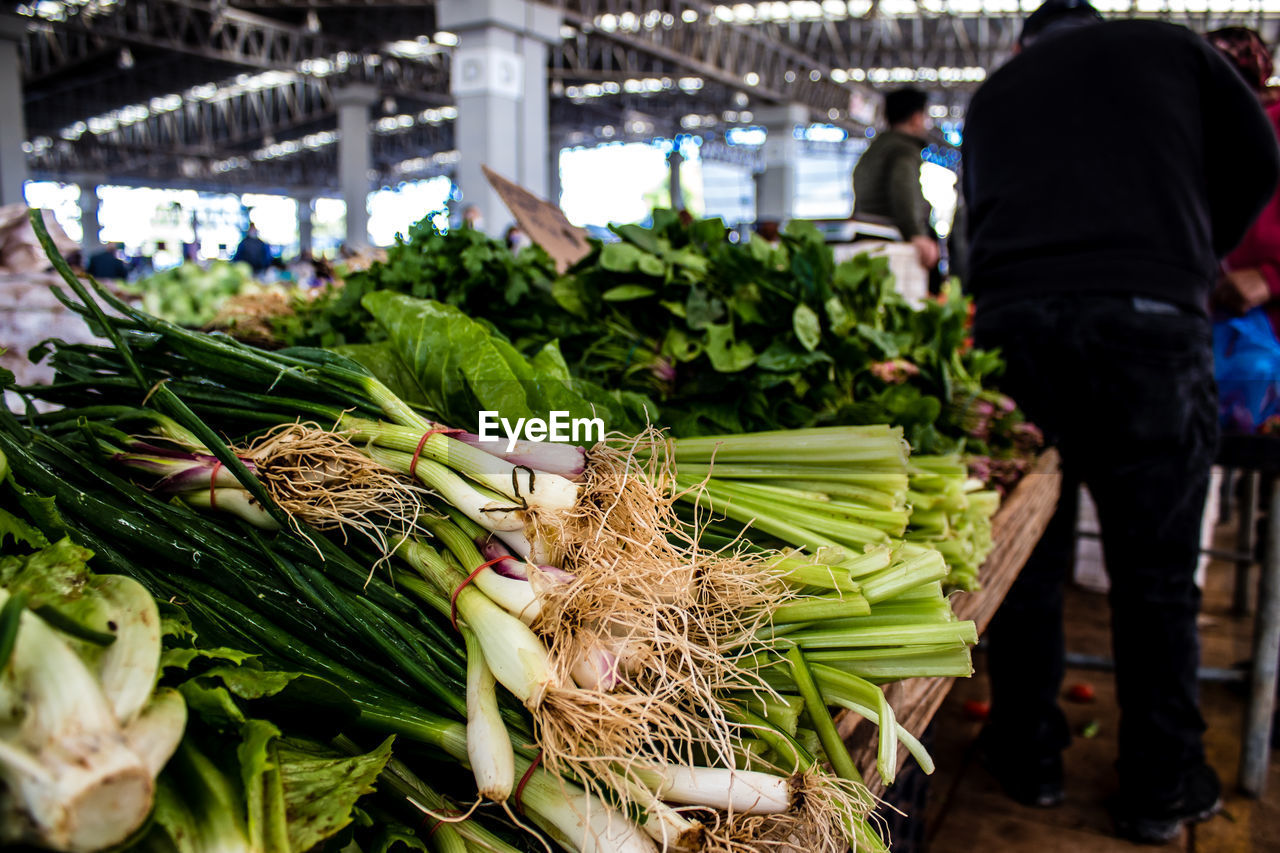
973, 293, 1218, 800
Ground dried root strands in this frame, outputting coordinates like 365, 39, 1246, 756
522, 430, 802, 818
238, 422, 436, 553
713, 770, 886, 853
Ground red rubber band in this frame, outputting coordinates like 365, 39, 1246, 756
407, 425, 463, 479
450, 557, 508, 630
208, 460, 223, 510
515, 751, 543, 814
422, 808, 461, 838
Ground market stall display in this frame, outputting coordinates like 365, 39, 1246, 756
0, 211, 1041, 853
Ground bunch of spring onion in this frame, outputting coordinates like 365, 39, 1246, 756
9, 211, 901, 851
906, 455, 999, 591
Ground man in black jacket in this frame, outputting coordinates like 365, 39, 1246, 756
963, 0, 1280, 842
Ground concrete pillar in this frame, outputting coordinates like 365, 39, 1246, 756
79, 183, 102, 258
439, 0, 560, 235
755, 103, 810, 223
548, 136, 563, 206
297, 196, 313, 256
668, 150, 684, 211
0, 17, 28, 206
334, 83, 377, 250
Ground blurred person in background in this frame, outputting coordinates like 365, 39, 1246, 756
232, 223, 274, 275
86, 242, 129, 280
853, 86, 942, 287
962, 0, 1279, 842
1210, 27, 1280, 333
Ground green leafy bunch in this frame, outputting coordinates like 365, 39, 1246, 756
273, 216, 561, 349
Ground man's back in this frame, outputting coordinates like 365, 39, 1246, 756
853, 129, 931, 239
964, 19, 1278, 314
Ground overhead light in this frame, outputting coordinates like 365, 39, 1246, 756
118, 47, 134, 69
383, 96, 397, 114
305, 10, 320, 32
434, 31, 459, 46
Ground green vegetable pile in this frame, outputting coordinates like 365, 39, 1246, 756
123, 261, 258, 328
0, 211, 1004, 853
268, 212, 1038, 464
0, 446, 407, 853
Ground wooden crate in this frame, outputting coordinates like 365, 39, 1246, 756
836, 449, 1063, 797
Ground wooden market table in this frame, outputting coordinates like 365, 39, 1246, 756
837, 449, 1063, 797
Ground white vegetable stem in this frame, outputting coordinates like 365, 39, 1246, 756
340, 416, 581, 512
397, 538, 556, 709
78, 575, 164, 725
365, 445, 527, 532
463, 628, 515, 803
635, 764, 794, 814
0, 589, 156, 853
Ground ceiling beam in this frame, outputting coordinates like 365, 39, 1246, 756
542, 0, 872, 124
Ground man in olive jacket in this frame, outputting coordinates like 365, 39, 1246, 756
853, 87, 940, 274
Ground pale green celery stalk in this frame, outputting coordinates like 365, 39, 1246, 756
419, 515, 540, 623
770, 555, 862, 593
771, 592, 871, 624
736, 692, 805, 736
396, 538, 555, 709
771, 479, 902, 509
865, 598, 956, 620
884, 578, 944, 599
670, 427, 907, 465
681, 488, 844, 551
910, 455, 968, 477
908, 508, 950, 536
838, 547, 896, 577
810, 666, 934, 776
339, 415, 578, 513
803, 642, 960, 662
673, 462, 908, 493
677, 477, 888, 549
365, 444, 525, 532
713, 478, 910, 535
808, 649, 975, 680
815, 611, 955, 633
824, 501, 911, 535
758, 665, 934, 779
783, 620, 978, 649
906, 490, 943, 510
695, 478, 899, 539
857, 550, 949, 603
785, 646, 862, 784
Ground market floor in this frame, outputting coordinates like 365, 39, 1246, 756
918, 528, 1280, 851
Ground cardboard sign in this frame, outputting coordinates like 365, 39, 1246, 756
483, 165, 591, 272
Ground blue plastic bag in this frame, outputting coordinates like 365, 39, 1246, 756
1214, 307, 1280, 433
